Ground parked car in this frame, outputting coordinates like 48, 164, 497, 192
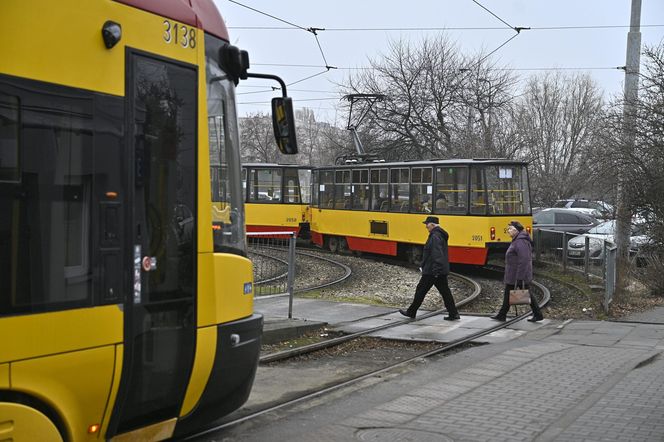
554, 199, 615, 219
533, 208, 599, 234
567, 219, 650, 264
533, 208, 600, 251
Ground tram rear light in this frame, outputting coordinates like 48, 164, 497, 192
526, 226, 531, 234
105, 191, 118, 199
88, 424, 100, 434
490, 227, 496, 240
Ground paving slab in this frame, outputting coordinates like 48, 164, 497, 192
225, 296, 664, 442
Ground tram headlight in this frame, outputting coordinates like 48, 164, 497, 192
490, 226, 496, 240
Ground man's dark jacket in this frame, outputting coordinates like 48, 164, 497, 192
421, 226, 450, 276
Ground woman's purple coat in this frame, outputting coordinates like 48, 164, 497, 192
503, 230, 533, 285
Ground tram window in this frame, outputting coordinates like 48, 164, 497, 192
351, 168, 369, 210
319, 170, 334, 208
389, 168, 409, 212
298, 169, 311, 204
334, 169, 351, 209
410, 167, 432, 214
0, 94, 19, 182
484, 165, 529, 215
470, 167, 487, 215
434, 166, 467, 214
0, 82, 108, 315
283, 168, 300, 203
370, 168, 388, 211
249, 169, 282, 202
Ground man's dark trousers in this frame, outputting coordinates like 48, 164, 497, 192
406, 274, 458, 317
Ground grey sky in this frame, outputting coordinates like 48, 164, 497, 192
214, 0, 664, 125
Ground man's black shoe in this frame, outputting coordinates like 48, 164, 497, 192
527, 315, 544, 322
398, 309, 415, 319
490, 314, 506, 321
443, 314, 460, 321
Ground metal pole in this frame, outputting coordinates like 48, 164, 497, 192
584, 236, 590, 280
562, 232, 568, 272
286, 233, 296, 319
615, 0, 642, 291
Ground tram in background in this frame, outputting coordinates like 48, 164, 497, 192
0, 0, 297, 440
241, 164, 312, 237
310, 159, 532, 265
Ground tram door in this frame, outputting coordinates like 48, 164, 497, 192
110, 53, 197, 436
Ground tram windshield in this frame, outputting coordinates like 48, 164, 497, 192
207, 38, 246, 255
484, 164, 531, 215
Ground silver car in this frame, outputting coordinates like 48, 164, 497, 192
567, 220, 649, 263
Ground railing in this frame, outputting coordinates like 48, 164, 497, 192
533, 228, 617, 312
247, 231, 296, 318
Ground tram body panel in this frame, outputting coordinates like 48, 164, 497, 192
0, 402, 63, 441
11, 346, 118, 441
1, 0, 199, 96
312, 210, 532, 265
245, 203, 308, 234
0, 363, 8, 388
0, 306, 123, 363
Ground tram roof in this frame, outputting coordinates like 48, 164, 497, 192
314, 158, 528, 169
113, 0, 228, 40
243, 163, 312, 169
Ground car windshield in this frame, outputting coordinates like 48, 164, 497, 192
587, 221, 616, 235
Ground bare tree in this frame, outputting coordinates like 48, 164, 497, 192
339, 35, 521, 161
618, 42, 664, 245
340, 36, 466, 159
454, 60, 520, 158
240, 112, 278, 163
515, 72, 605, 205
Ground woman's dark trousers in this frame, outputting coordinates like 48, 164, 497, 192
406, 274, 459, 316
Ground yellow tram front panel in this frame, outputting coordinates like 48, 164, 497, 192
245, 203, 309, 234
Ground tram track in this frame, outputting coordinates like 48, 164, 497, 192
185, 271, 551, 440
259, 271, 480, 363
251, 246, 353, 293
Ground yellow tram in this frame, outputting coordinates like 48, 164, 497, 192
310, 159, 532, 265
242, 163, 312, 237
0, 0, 296, 440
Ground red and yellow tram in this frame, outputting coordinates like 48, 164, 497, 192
0, 0, 296, 440
310, 159, 532, 265
242, 163, 312, 237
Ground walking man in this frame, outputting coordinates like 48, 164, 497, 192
399, 216, 460, 321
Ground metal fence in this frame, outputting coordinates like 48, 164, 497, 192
247, 232, 296, 318
533, 228, 616, 312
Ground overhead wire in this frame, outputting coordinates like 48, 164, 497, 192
228, 24, 664, 31
226, 0, 337, 86
228, 1, 654, 107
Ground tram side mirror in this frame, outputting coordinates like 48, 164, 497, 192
271, 97, 298, 154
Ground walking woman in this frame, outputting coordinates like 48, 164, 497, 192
490, 220, 544, 322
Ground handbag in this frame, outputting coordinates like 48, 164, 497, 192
509, 282, 531, 305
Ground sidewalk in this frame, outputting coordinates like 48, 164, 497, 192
234, 297, 664, 441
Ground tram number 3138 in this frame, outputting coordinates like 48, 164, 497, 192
163, 20, 196, 48
471, 235, 483, 242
